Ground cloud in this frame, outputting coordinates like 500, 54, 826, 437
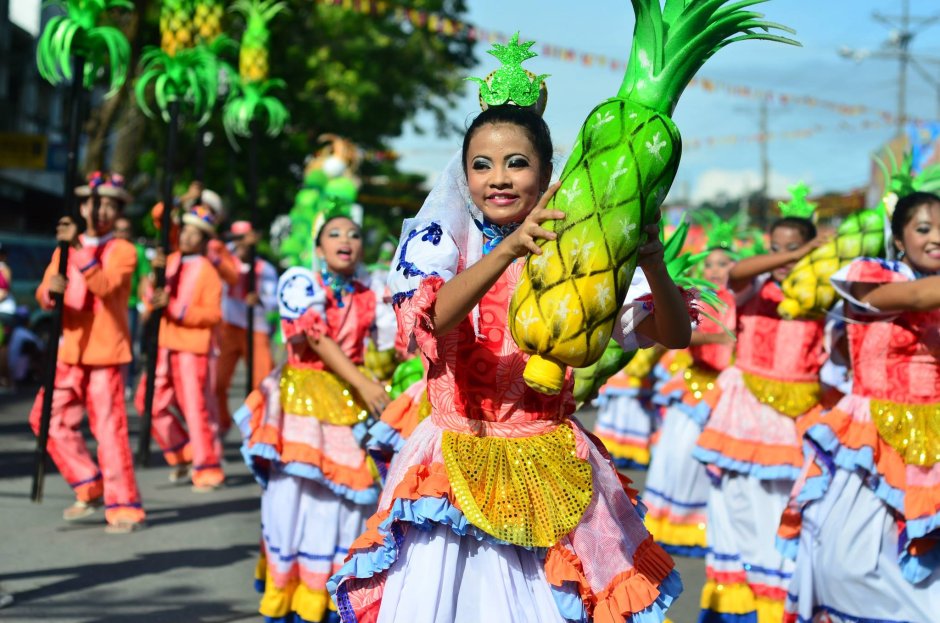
680, 168, 808, 204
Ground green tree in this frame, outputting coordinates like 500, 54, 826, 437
85, 0, 475, 235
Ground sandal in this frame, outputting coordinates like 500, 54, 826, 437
191, 481, 223, 493
104, 520, 144, 535
63, 498, 103, 521
168, 463, 192, 483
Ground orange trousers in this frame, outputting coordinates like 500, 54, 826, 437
135, 348, 224, 487
215, 322, 273, 431
29, 363, 145, 525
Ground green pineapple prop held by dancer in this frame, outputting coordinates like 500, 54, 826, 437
507, 0, 798, 394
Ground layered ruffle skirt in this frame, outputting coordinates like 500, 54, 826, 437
643, 364, 721, 557
328, 413, 682, 623
779, 394, 940, 622
693, 366, 819, 623
236, 364, 381, 623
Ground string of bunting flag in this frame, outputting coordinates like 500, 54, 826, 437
684, 118, 893, 151
317, 0, 919, 124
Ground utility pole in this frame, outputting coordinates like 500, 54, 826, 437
840, 0, 940, 132
758, 97, 770, 227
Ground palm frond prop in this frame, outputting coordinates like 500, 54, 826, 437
36, 0, 133, 96
662, 218, 724, 312
223, 0, 289, 143
135, 0, 222, 124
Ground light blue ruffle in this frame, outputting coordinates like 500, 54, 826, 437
691, 447, 801, 482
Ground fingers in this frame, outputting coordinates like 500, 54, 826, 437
538, 181, 562, 205
637, 238, 663, 256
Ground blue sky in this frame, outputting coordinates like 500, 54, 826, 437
390, 0, 940, 203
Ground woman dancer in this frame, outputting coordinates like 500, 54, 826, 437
645, 230, 737, 558
693, 196, 828, 623
235, 214, 390, 623
782, 190, 940, 623
329, 46, 693, 622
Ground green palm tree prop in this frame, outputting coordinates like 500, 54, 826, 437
135, 0, 225, 464
223, 0, 289, 142
135, 0, 229, 126
32, 0, 134, 503
37, 0, 133, 97
223, 0, 287, 393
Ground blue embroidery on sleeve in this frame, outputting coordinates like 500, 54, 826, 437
396, 222, 444, 279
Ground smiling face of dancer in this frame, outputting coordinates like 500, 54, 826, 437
892, 192, 940, 275
464, 123, 551, 226
316, 216, 363, 277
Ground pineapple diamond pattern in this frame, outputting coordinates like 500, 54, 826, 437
510, 98, 681, 368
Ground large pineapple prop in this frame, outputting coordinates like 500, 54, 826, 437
223, 0, 288, 141
193, 0, 225, 44
137, 0, 222, 124
777, 156, 940, 319
508, 0, 796, 394
233, 0, 281, 82
160, 0, 194, 57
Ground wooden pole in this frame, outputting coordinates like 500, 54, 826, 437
137, 99, 180, 466
32, 56, 85, 503
245, 124, 258, 395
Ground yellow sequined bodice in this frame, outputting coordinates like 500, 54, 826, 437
741, 371, 820, 419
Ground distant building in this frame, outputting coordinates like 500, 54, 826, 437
0, 0, 70, 234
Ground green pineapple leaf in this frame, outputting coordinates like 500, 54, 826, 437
620, 0, 799, 115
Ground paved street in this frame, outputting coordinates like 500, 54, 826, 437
0, 379, 704, 623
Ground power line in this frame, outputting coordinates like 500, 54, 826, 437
839, 0, 940, 128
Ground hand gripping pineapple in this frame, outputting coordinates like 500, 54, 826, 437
508, 0, 797, 394
572, 217, 728, 405
777, 156, 940, 319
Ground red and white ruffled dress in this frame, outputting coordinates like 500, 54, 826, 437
234, 267, 383, 623
693, 277, 827, 623
780, 258, 940, 623
328, 220, 682, 623
643, 288, 735, 558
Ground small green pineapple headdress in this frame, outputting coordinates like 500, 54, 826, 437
875, 151, 940, 221
467, 32, 549, 115
691, 209, 740, 257
777, 182, 817, 222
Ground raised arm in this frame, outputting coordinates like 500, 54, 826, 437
728, 234, 826, 291
633, 222, 692, 349
432, 183, 561, 336
851, 275, 940, 313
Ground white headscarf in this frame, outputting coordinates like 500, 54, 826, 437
387, 150, 487, 333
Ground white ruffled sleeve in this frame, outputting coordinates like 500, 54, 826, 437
830, 257, 914, 316
387, 219, 461, 361
612, 270, 656, 352
277, 267, 328, 343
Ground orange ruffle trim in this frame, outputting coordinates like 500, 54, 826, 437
379, 392, 427, 439
544, 536, 674, 623
350, 462, 458, 551
696, 429, 805, 470
245, 390, 376, 492
812, 407, 940, 521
